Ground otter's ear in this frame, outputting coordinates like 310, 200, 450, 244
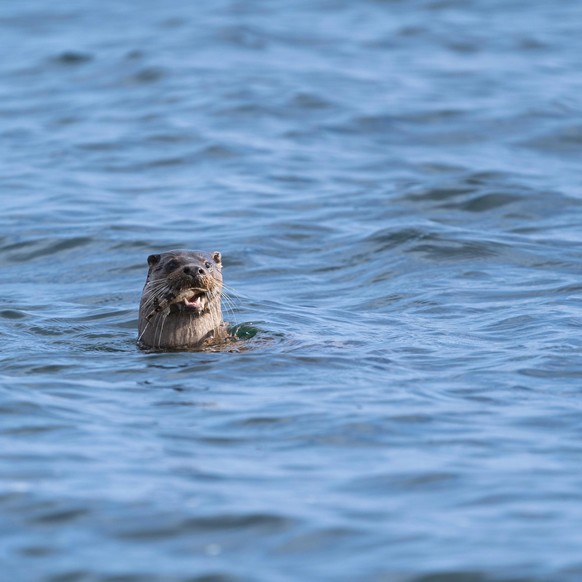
147, 254, 161, 268
212, 251, 222, 266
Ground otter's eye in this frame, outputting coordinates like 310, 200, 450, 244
166, 259, 180, 271
205, 261, 212, 269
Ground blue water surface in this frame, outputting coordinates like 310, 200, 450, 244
2, 1, 582, 580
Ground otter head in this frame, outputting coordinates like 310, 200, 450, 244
138, 250, 224, 349
145, 250, 223, 317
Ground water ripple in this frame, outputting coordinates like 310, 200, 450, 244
2, 0, 582, 580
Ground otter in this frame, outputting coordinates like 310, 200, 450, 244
137, 250, 227, 350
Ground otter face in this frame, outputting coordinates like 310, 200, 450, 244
142, 250, 223, 318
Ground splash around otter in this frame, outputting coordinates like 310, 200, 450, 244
137, 250, 228, 350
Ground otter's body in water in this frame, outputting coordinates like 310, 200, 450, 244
137, 250, 227, 350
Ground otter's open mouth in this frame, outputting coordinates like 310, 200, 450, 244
169, 288, 208, 315
183, 291, 206, 312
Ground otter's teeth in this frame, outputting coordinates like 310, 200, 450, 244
183, 293, 205, 311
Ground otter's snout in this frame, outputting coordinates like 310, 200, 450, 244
181, 264, 216, 290
183, 266, 206, 277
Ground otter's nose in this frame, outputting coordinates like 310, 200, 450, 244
183, 266, 206, 276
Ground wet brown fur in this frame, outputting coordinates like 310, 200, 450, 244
137, 250, 226, 350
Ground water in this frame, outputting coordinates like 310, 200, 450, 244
2, 0, 582, 580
